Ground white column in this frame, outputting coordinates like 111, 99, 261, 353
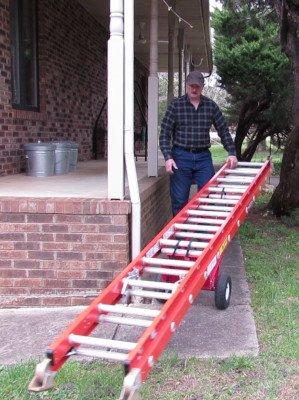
108, 0, 124, 199
124, 0, 141, 258
184, 46, 191, 89
167, 1, 176, 104
147, 0, 158, 177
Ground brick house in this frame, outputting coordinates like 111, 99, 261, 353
0, 0, 212, 307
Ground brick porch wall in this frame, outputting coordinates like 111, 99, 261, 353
0, 173, 172, 308
140, 173, 172, 248
0, 198, 131, 307
0, 0, 148, 174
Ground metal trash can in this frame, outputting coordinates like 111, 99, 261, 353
67, 141, 79, 172
24, 142, 55, 177
53, 141, 71, 175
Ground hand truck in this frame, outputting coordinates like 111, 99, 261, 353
29, 160, 271, 399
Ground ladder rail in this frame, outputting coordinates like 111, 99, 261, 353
43, 164, 230, 370
125, 159, 271, 381
32, 160, 271, 384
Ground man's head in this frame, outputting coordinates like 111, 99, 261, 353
186, 71, 204, 102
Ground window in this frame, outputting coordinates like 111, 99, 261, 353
10, 0, 39, 110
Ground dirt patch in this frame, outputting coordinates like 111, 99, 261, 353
278, 373, 299, 400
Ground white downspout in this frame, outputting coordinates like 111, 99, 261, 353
124, 0, 141, 258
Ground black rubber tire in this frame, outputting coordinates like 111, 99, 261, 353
215, 273, 232, 310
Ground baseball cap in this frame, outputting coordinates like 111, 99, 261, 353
186, 71, 205, 86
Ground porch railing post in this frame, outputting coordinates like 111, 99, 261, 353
167, 0, 176, 104
178, 27, 185, 97
108, 0, 125, 199
147, 0, 158, 177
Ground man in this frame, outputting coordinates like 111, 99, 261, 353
159, 70, 237, 215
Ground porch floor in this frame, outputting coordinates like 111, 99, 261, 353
0, 157, 165, 198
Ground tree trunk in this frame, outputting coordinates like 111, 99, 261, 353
269, 1, 299, 215
257, 139, 267, 152
269, 127, 299, 215
242, 124, 269, 160
235, 98, 270, 160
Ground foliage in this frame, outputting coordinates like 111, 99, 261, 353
210, 142, 283, 174
212, 4, 293, 160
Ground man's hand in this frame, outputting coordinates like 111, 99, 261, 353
165, 159, 178, 174
227, 155, 238, 169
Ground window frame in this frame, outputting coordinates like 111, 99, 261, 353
10, 0, 40, 111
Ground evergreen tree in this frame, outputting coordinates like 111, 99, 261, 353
212, 4, 292, 160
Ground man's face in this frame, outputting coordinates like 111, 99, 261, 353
186, 84, 203, 101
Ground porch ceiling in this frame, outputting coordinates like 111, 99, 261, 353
77, 0, 213, 73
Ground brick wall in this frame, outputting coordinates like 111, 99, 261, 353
0, 197, 131, 307
0, 0, 148, 174
140, 172, 172, 248
0, 172, 172, 308
0, 171, 170, 307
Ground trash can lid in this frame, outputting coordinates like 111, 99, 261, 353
60, 140, 79, 149
52, 141, 73, 149
24, 142, 56, 151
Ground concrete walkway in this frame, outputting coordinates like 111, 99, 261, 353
0, 236, 259, 365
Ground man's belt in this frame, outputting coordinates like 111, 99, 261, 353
173, 145, 210, 153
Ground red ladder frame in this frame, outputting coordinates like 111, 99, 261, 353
29, 160, 271, 398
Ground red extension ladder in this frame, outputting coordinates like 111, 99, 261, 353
29, 160, 271, 399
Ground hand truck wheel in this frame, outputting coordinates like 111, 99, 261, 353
215, 273, 232, 310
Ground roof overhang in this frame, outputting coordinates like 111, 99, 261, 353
77, 0, 213, 73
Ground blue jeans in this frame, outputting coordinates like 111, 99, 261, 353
170, 146, 215, 215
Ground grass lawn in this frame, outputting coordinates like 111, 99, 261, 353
1, 196, 298, 400
210, 144, 283, 175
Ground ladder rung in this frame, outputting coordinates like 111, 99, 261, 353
198, 197, 238, 205
143, 266, 188, 276
100, 315, 152, 327
69, 334, 136, 351
123, 278, 175, 291
75, 348, 128, 362
198, 205, 233, 212
187, 209, 229, 218
187, 217, 223, 225
226, 174, 255, 181
225, 168, 259, 175
237, 161, 264, 167
187, 217, 224, 225
218, 184, 248, 191
209, 186, 247, 193
175, 231, 214, 240
142, 257, 195, 268
160, 238, 208, 249
129, 289, 172, 300
217, 177, 253, 184
161, 247, 202, 257
99, 303, 160, 318
175, 223, 219, 232
209, 194, 241, 200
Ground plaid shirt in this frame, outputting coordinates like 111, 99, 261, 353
159, 94, 235, 160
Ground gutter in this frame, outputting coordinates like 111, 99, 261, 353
124, 0, 141, 259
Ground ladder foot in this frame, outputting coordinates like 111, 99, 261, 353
119, 389, 141, 400
119, 368, 141, 400
28, 358, 56, 392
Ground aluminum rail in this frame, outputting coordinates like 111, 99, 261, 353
29, 160, 271, 399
